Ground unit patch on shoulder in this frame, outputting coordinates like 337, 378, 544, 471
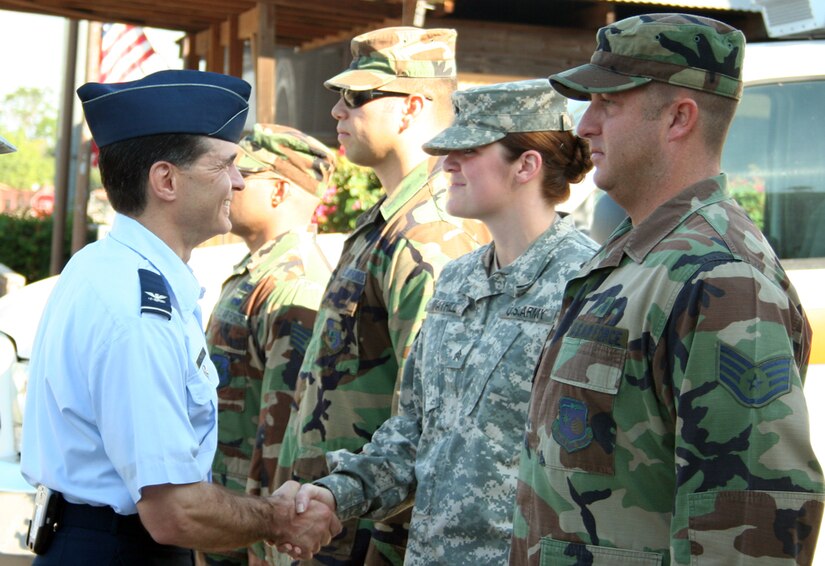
718, 342, 792, 407
138, 268, 172, 320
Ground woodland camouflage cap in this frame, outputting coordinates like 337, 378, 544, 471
324, 26, 457, 92
423, 79, 573, 155
236, 123, 336, 199
550, 13, 745, 101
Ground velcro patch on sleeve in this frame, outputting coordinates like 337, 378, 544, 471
290, 321, 312, 356
718, 342, 792, 407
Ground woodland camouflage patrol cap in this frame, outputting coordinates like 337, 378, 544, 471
550, 13, 745, 101
423, 79, 573, 155
236, 124, 336, 199
324, 26, 457, 92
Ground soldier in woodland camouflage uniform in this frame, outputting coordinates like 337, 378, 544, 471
205, 124, 335, 565
511, 14, 825, 565
274, 27, 490, 565
290, 79, 598, 565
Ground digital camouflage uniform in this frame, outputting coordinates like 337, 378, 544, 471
512, 14, 825, 566
276, 161, 490, 565
312, 80, 598, 566
316, 215, 597, 566
274, 26, 490, 566
206, 124, 335, 565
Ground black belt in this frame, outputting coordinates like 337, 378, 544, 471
59, 500, 151, 539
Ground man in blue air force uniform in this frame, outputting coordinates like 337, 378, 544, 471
20, 70, 340, 565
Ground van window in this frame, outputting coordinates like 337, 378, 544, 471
722, 80, 825, 260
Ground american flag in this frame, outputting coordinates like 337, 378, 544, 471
99, 23, 166, 83
91, 24, 168, 164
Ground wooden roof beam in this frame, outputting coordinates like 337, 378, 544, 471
274, 0, 398, 18
298, 17, 400, 50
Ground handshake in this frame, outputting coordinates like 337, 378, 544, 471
266, 481, 339, 560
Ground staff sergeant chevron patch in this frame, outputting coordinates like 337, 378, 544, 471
718, 342, 792, 407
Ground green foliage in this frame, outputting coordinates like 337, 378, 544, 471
0, 214, 96, 283
313, 154, 382, 233
729, 174, 766, 230
0, 87, 58, 190
0, 131, 56, 190
1, 87, 58, 141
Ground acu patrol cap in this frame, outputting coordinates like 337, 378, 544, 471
0, 134, 16, 154
423, 79, 574, 155
236, 124, 336, 199
550, 13, 745, 101
77, 69, 251, 147
324, 26, 457, 92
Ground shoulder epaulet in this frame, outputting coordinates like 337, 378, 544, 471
138, 268, 172, 320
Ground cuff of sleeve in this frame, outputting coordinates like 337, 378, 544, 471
315, 474, 369, 521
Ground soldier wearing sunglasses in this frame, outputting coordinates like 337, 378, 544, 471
272, 26, 491, 566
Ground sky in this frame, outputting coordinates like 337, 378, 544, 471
0, 9, 184, 109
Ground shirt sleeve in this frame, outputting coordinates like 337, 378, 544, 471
248, 281, 322, 492
316, 337, 426, 520
90, 315, 209, 503
665, 258, 824, 562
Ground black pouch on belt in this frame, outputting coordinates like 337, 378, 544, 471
26, 485, 62, 555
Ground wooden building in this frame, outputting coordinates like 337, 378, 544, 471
2, 0, 767, 146
0, 0, 767, 270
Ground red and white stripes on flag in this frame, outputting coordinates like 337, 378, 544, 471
99, 23, 166, 83
91, 24, 168, 164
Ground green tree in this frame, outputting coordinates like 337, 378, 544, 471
0, 87, 57, 189
0, 214, 96, 283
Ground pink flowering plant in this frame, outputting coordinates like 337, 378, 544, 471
728, 172, 766, 230
314, 149, 382, 233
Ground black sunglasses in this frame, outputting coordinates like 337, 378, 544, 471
340, 89, 411, 109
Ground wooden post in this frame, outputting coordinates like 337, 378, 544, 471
401, 0, 417, 26
227, 15, 244, 78
252, 1, 276, 123
71, 21, 101, 255
51, 19, 79, 275
182, 34, 200, 70
207, 24, 223, 72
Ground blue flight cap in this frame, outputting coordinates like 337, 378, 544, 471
77, 69, 251, 147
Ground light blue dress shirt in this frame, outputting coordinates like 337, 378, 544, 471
21, 213, 218, 515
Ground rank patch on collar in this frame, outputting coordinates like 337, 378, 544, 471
718, 343, 792, 407
138, 269, 172, 320
552, 397, 593, 453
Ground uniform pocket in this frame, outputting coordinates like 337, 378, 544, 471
688, 490, 825, 564
463, 323, 521, 416
319, 268, 366, 357
542, 325, 627, 475
321, 267, 366, 317
540, 537, 663, 565
185, 370, 217, 443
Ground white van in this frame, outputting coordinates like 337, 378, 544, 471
722, 38, 825, 564
721, 37, 825, 448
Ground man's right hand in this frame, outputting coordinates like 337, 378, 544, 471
267, 481, 341, 559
